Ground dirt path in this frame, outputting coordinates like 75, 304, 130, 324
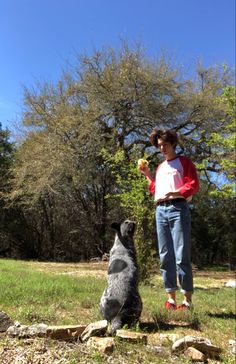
23, 261, 108, 278
24, 261, 236, 282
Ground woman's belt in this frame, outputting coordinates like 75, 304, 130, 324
156, 198, 185, 206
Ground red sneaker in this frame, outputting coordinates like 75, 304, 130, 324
165, 301, 177, 310
177, 303, 192, 311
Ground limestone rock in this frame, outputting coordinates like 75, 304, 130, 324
46, 324, 87, 340
116, 329, 147, 344
160, 333, 180, 344
184, 346, 207, 362
0, 311, 14, 332
102, 253, 109, 261
225, 280, 236, 288
87, 336, 114, 354
146, 345, 170, 356
172, 336, 222, 358
81, 320, 108, 342
168, 320, 193, 327
229, 339, 236, 354
7, 323, 48, 338
90, 257, 101, 262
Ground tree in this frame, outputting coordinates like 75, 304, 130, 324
0, 123, 13, 190
191, 183, 236, 268
0, 123, 19, 256
206, 85, 235, 196
191, 84, 236, 268
6, 43, 234, 267
100, 148, 157, 280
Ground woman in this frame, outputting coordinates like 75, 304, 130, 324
140, 129, 199, 310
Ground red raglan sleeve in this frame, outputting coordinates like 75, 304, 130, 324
148, 180, 156, 195
179, 156, 199, 199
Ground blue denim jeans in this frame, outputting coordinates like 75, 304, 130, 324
156, 200, 193, 294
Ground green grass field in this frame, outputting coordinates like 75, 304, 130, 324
0, 259, 235, 363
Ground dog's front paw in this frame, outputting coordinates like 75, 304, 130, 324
111, 317, 122, 335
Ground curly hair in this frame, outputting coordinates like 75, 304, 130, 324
150, 129, 178, 149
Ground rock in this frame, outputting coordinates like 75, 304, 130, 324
81, 320, 108, 342
6, 323, 28, 337
7, 323, 48, 338
172, 336, 211, 352
90, 257, 101, 262
229, 339, 236, 354
7, 322, 93, 341
87, 336, 114, 354
46, 324, 87, 340
27, 323, 48, 337
102, 253, 109, 261
225, 280, 236, 288
168, 320, 193, 327
184, 346, 207, 362
116, 329, 147, 344
0, 311, 14, 332
146, 345, 170, 355
172, 336, 222, 358
160, 333, 180, 344
14, 321, 21, 327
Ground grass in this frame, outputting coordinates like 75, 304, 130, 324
0, 259, 105, 325
0, 258, 235, 363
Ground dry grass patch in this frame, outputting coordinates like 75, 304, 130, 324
0, 259, 235, 363
21, 260, 108, 278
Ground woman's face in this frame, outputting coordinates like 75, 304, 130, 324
157, 138, 175, 159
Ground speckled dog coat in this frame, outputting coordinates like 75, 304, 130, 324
100, 220, 142, 333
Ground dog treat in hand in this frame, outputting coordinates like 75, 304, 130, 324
138, 159, 149, 169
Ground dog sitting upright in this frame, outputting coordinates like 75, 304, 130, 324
100, 220, 142, 334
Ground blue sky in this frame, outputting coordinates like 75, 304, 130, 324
0, 0, 235, 132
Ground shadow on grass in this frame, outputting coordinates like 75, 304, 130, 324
132, 320, 199, 334
140, 321, 199, 332
141, 311, 201, 332
139, 322, 159, 333
194, 287, 221, 291
153, 319, 200, 331
194, 286, 222, 292
207, 312, 236, 320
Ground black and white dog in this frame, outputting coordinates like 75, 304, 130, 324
100, 220, 142, 333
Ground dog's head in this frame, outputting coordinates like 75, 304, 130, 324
111, 220, 136, 239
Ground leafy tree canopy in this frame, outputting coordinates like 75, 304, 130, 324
3, 43, 235, 266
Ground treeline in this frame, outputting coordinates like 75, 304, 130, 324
0, 44, 235, 273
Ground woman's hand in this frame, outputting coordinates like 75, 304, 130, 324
164, 191, 181, 199
138, 159, 149, 168
138, 159, 154, 184
139, 166, 153, 184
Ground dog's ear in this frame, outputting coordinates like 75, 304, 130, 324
111, 222, 120, 231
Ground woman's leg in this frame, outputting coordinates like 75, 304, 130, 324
156, 205, 178, 293
168, 201, 193, 298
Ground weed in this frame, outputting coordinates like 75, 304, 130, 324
0, 259, 235, 363
91, 351, 105, 363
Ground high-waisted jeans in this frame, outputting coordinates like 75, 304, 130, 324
156, 200, 193, 294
